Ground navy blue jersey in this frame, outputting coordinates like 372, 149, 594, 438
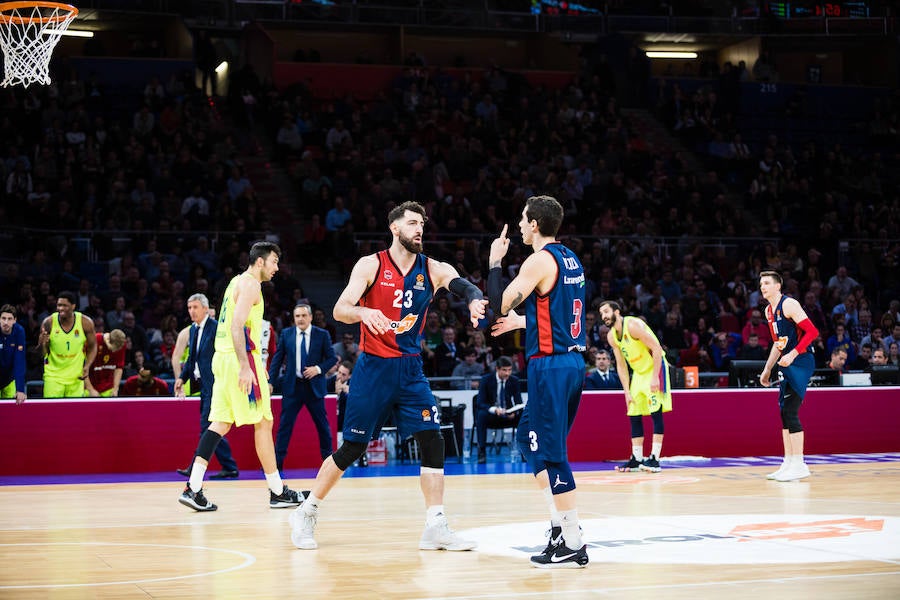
524, 243, 587, 359
0, 322, 27, 391
766, 295, 810, 355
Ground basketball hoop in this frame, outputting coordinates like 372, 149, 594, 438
0, 1, 77, 87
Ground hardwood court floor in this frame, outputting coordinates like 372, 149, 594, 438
1, 461, 899, 599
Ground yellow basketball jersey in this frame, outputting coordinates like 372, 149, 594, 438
613, 316, 662, 374
45, 312, 86, 380
215, 273, 263, 355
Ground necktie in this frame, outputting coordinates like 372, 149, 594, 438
602, 373, 607, 384
498, 379, 505, 408
299, 331, 308, 375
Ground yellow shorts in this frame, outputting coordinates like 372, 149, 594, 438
209, 352, 272, 426
627, 367, 673, 416
43, 378, 85, 398
1, 380, 16, 398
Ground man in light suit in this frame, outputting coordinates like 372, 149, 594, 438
584, 349, 622, 390
268, 303, 338, 470
175, 293, 239, 479
474, 356, 522, 464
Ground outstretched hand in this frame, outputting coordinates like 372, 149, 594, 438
468, 299, 488, 328
490, 310, 525, 337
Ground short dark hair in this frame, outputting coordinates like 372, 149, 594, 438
249, 241, 281, 266
340, 360, 354, 372
759, 270, 783, 286
461, 347, 477, 358
599, 299, 622, 313
0, 304, 15, 318
388, 201, 426, 225
496, 356, 514, 369
57, 291, 77, 305
524, 195, 563, 237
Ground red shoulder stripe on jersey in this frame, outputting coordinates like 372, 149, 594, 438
537, 295, 553, 355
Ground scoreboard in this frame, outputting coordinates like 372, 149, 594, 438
764, 2, 871, 18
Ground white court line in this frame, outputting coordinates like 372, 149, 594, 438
412, 570, 900, 600
0, 542, 255, 589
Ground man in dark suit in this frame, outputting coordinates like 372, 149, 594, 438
584, 349, 622, 390
474, 356, 522, 464
268, 303, 337, 470
174, 293, 239, 479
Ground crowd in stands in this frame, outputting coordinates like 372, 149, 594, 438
257, 46, 900, 383
2, 39, 899, 394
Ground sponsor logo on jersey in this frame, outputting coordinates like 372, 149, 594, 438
421, 408, 431, 421
564, 274, 585, 285
391, 313, 419, 334
413, 273, 426, 291
384, 270, 393, 281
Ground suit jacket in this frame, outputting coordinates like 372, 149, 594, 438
268, 325, 336, 399
584, 369, 622, 390
179, 317, 217, 400
434, 342, 459, 377
476, 372, 522, 414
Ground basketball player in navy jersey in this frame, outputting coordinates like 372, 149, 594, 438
758, 270, 819, 482
488, 195, 589, 568
291, 201, 487, 551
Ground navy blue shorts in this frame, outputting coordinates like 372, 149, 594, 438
516, 352, 584, 463
779, 351, 816, 407
342, 352, 440, 443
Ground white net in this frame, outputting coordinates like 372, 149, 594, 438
0, 2, 77, 87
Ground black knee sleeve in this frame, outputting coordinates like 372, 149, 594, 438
780, 387, 803, 433
414, 429, 445, 469
650, 409, 665, 435
332, 440, 368, 471
196, 429, 222, 461
629, 415, 644, 439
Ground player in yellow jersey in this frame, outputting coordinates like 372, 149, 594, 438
599, 300, 672, 473
38, 291, 97, 398
178, 241, 305, 512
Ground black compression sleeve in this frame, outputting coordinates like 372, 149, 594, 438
448, 277, 484, 306
487, 267, 504, 315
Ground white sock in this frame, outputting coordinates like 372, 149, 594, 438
188, 461, 207, 493
651, 442, 662, 459
542, 486, 561, 526
560, 509, 582, 549
632, 446, 643, 461
426, 505, 445, 526
303, 492, 322, 514
782, 455, 793, 467
264, 471, 284, 495
791, 454, 805, 466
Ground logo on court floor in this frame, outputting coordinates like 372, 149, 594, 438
461, 515, 900, 564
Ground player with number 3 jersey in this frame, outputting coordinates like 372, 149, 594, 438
488, 195, 589, 569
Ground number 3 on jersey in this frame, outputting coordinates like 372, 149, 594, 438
570, 298, 583, 338
393, 289, 413, 308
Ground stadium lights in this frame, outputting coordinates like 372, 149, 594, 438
215, 61, 228, 74
47, 29, 94, 38
646, 51, 698, 59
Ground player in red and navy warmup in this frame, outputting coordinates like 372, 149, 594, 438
488, 195, 589, 568
291, 201, 487, 551
758, 270, 819, 482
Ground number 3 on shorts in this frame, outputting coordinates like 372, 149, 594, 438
529, 430, 538, 452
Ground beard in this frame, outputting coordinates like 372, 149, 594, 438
399, 233, 423, 254
602, 314, 617, 328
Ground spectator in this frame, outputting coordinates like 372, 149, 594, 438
869, 347, 888, 369
473, 356, 521, 464
451, 346, 484, 390
331, 331, 359, 365
741, 308, 770, 350
737, 332, 767, 360
850, 343, 873, 371
825, 347, 848, 374
433, 325, 459, 378
121, 364, 170, 396
825, 323, 856, 365
826, 266, 860, 299
584, 349, 622, 390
